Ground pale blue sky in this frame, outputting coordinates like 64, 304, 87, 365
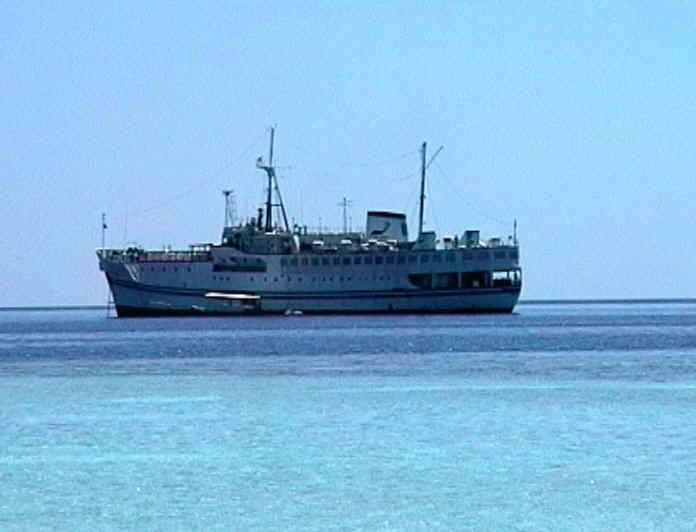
2, 1, 695, 305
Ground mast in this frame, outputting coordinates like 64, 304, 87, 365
418, 141, 426, 239
256, 126, 290, 233
265, 127, 275, 231
416, 142, 443, 241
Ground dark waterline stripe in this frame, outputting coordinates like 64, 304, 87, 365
2, 298, 696, 312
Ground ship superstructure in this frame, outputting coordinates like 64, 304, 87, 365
97, 129, 521, 316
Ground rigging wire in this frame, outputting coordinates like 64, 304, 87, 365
128, 131, 267, 219
403, 184, 420, 238
431, 161, 513, 228
426, 172, 443, 238
337, 149, 419, 169
390, 171, 418, 183
284, 146, 419, 226
290, 144, 417, 169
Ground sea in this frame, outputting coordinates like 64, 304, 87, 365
2, 302, 696, 531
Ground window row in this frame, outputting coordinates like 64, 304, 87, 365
409, 270, 522, 290
280, 250, 517, 267
149, 266, 192, 272
211, 275, 395, 283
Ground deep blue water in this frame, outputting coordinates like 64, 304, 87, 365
2, 304, 696, 530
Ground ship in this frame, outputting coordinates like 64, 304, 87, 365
97, 128, 522, 316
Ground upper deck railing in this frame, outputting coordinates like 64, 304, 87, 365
98, 248, 212, 263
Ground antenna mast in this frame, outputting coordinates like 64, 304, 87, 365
339, 197, 353, 233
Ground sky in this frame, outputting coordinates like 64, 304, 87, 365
1, 1, 695, 305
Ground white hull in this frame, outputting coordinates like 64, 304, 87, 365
107, 277, 520, 316
100, 248, 521, 316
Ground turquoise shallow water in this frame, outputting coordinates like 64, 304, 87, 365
2, 304, 696, 530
